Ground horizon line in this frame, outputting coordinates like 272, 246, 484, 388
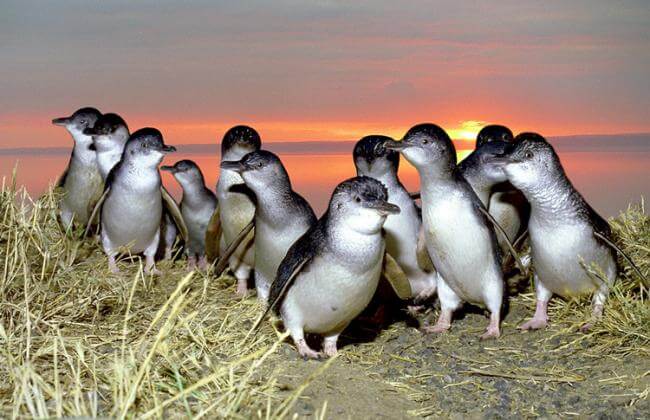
1, 132, 649, 156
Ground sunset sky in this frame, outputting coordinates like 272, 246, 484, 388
2, 0, 649, 149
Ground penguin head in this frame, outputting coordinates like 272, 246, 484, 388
329, 176, 400, 235
475, 125, 514, 149
52, 107, 101, 141
84, 113, 129, 152
220, 150, 289, 191
161, 159, 203, 186
488, 132, 563, 192
353, 135, 400, 178
461, 138, 515, 185
220, 125, 261, 160
124, 128, 176, 167
385, 123, 456, 172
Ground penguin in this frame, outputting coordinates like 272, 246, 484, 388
458, 125, 529, 260
88, 128, 185, 274
161, 160, 217, 270
487, 133, 618, 331
52, 107, 104, 230
220, 150, 317, 302
84, 113, 180, 260
210, 125, 260, 296
385, 123, 504, 339
259, 176, 400, 358
353, 135, 437, 301
83, 113, 130, 180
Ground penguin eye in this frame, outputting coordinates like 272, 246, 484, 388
257, 162, 263, 168
354, 196, 361, 203
422, 139, 428, 145
79, 119, 86, 125
525, 151, 534, 159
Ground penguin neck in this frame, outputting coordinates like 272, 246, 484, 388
525, 173, 581, 222
252, 181, 295, 222
181, 180, 211, 207
119, 160, 161, 190
71, 135, 96, 166
461, 170, 492, 206
418, 166, 456, 192
326, 218, 384, 269
370, 170, 401, 191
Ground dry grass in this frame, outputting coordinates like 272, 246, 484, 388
0, 180, 325, 419
0, 177, 648, 418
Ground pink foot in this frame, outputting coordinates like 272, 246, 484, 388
187, 256, 197, 272
197, 255, 208, 271
407, 305, 426, 317
480, 323, 501, 340
422, 310, 452, 334
297, 339, 321, 359
108, 257, 120, 274
145, 264, 162, 276
235, 278, 248, 297
580, 303, 603, 333
519, 316, 548, 331
323, 341, 338, 358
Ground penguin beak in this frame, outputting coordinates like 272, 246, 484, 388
484, 155, 512, 166
162, 145, 176, 153
52, 117, 71, 126
384, 140, 410, 151
160, 165, 176, 173
364, 201, 401, 216
221, 160, 244, 173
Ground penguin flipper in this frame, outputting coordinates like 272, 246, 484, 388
416, 225, 435, 272
213, 220, 255, 277
205, 205, 222, 263
593, 231, 648, 287
249, 222, 323, 336
54, 168, 69, 189
382, 252, 412, 299
84, 186, 111, 237
477, 206, 528, 276
161, 186, 188, 242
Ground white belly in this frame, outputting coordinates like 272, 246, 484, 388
102, 188, 162, 253
255, 220, 309, 286
282, 251, 383, 335
423, 192, 500, 303
530, 219, 615, 297
62, 160, 103, 224
182, 203, 214, 254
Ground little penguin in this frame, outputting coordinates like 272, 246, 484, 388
213, 125, 260, 296
221, 150, 316, 302
353, 135, 437, 301
262, 176, 400, 358
458, 125, 529, 260
91, 128, 183, 274
489, 133, 617, 331
52, 107, 104, 229
385, 123, 504, 339
162, 160, 217, 270
83, 113, 130, 180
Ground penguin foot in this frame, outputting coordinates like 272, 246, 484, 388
235, 279, 249, 297
197, 256, 208, 271
297, 339, 321, 360
145, 266, 162, 276
406, 305, 426, 317
518, 317, 548, 331
480, 324, 501, 340
579, 303, 603, 333
323, 341, 338, 358
164, 247, 173, 261
108, 257, 120, 274
187, 256, 197, 272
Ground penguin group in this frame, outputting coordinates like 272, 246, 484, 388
53, 107, 644, 359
